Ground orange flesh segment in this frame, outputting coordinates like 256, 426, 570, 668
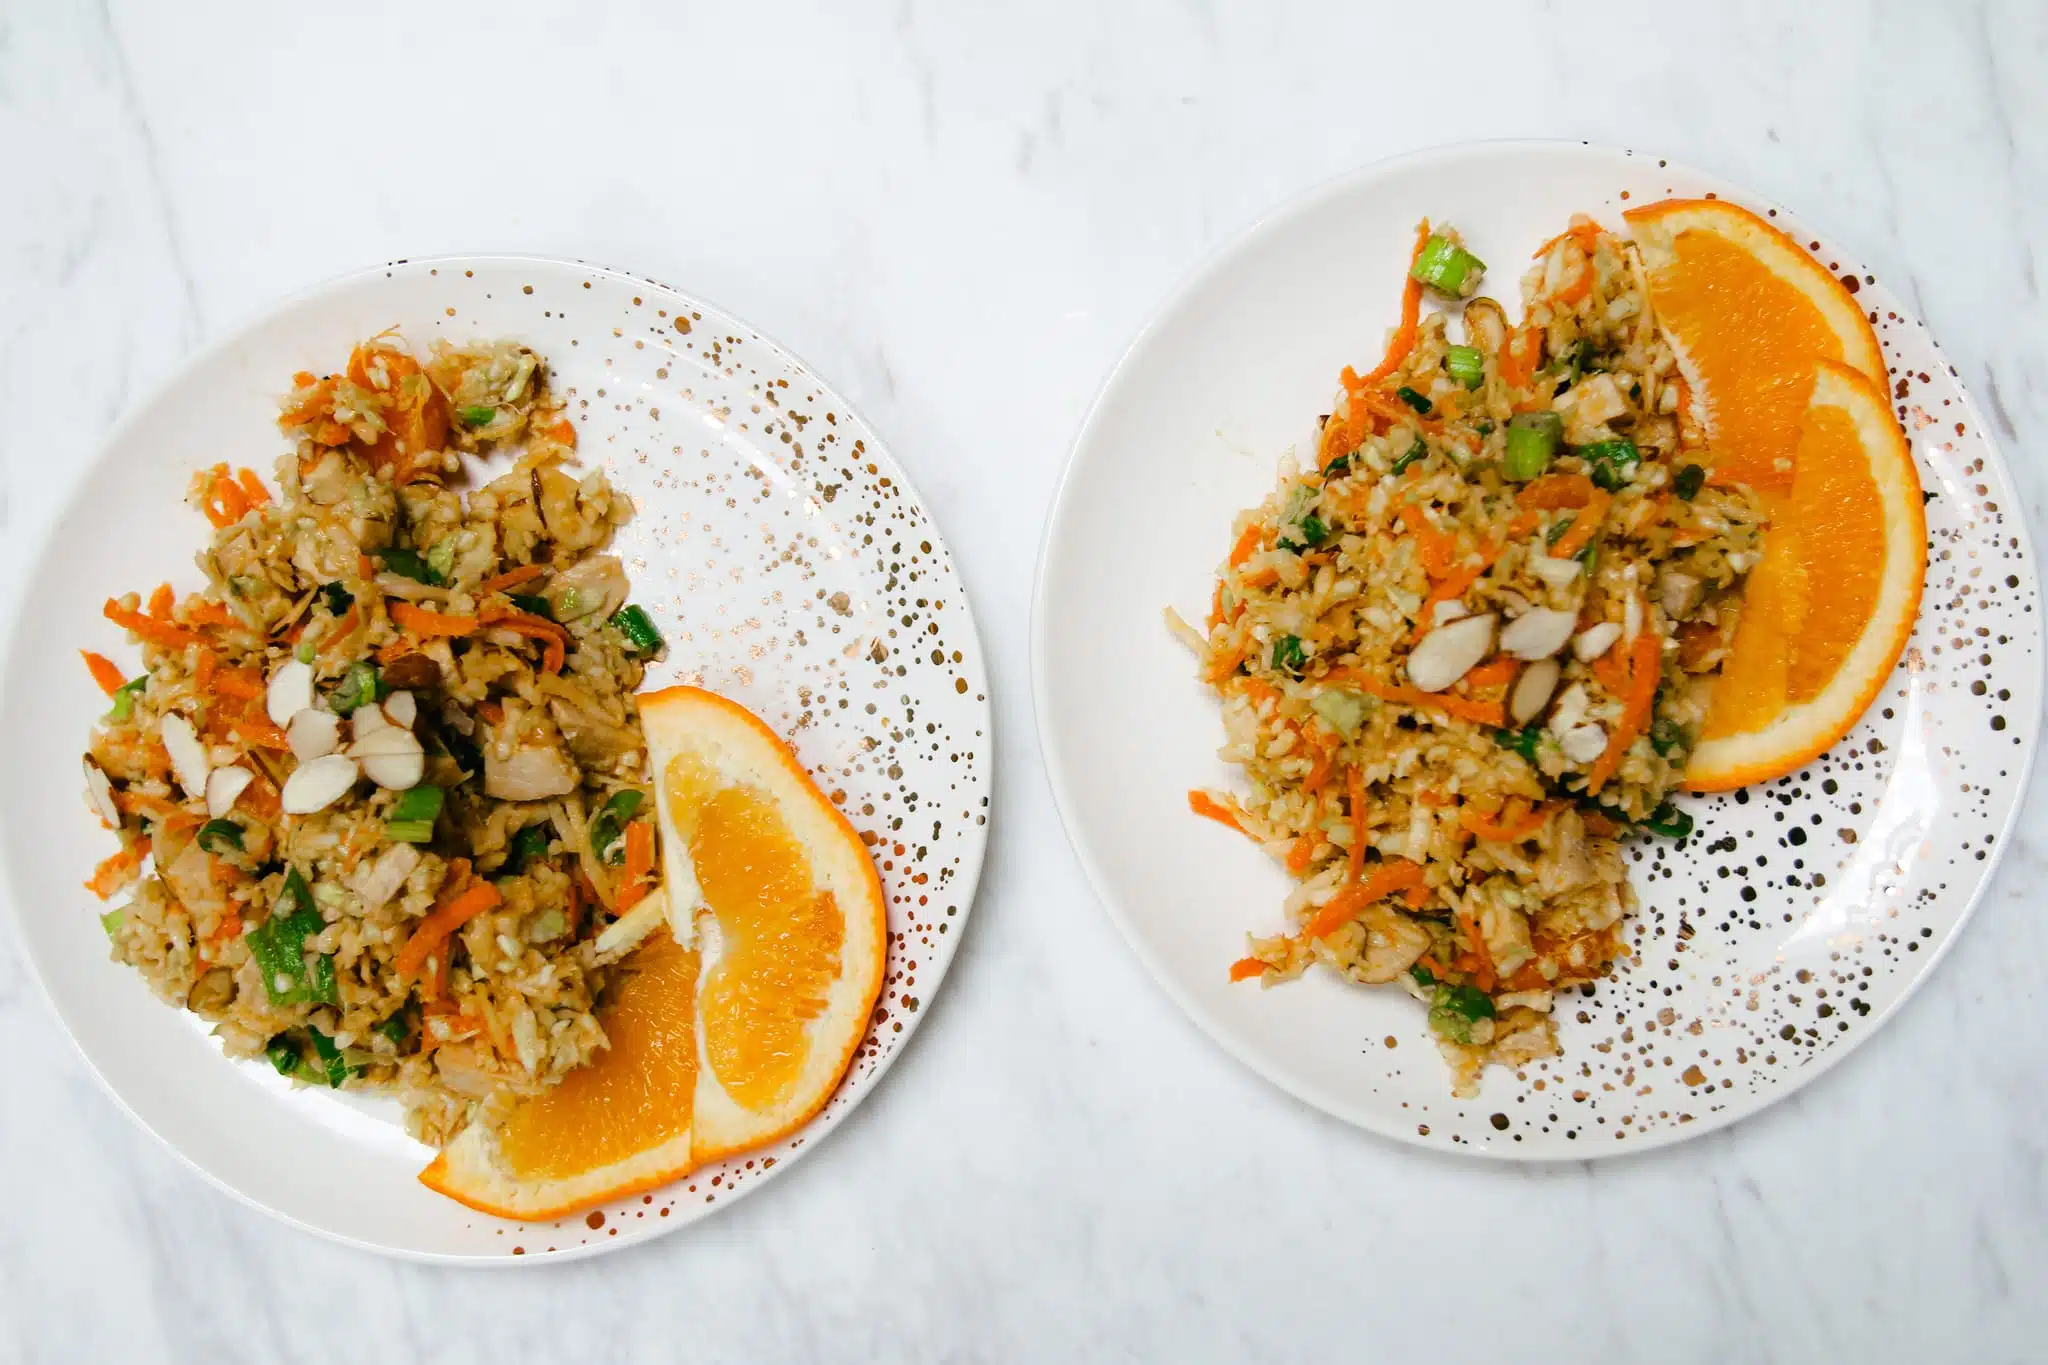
495, 934, 700, 1180
1651, 230, 1842, 492
667, 750, 846, 1111
1700, 390, 1889, 739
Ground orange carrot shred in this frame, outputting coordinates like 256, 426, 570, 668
1586, 631, 1662, 795
81, 651, 128, 696
390, 602, 479, 637
1346, 766, 1367, 884
615, 820, 657, 912
1458, 656, 1519, 693
103, 599, 204, 650
1357, 220, 1431, 385
1306, 859, 1426, 938
477, 563, 546, 595
1188, 790, 1247, 836
1548, 490, 1611, 559
1228, 522, 1265, 569
1285, 834, 1318, 875
395, 877, 500, 982
237, 468, 270, 505
1229, 956, 1269, 983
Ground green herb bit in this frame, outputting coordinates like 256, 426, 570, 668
379, 548, 441, 586
1279, 514, 1330, 553
294, 642, 317, 664
329, 661, 380, 716
1322, 453, 1353, 479
1444, 345, 1485, 390
374, 1013, 412, 1047
501, 822, 555, 876
1395, 385, 1434, 415
1578, 542, 1601, 575
1649, 717, 1689, 757
107, 675, 149, 722
1580, 438, 1641, 492
590, 791, 646, 866
246, 869, 339, 1006
389, 785, 444, 823
1496, 724, 1544, 765
1503, 411, 1562, 481
1391, 440, 1428, 476
1410, 235, 1486, 298
100, 909, 125, 940
1429, 982, 1498, 1043
507, 593, 554, 619
1673, 464, 1707, 500
1546, 515, 1576, 547
195, 819, 245, 856
265, 1035, 301, 1077
307, 1029, 353, 1088
1409, 963, 1437, 987
457, 404, 497, 428
1270, 634, 1308, 675
1643, 801, 1695, 840
610, 604, 665, 655
426, 540, 456, 583
320, 582, 354, 616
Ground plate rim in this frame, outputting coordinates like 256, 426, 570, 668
1029, 137, 2044, 1160
0, 250, 995, 1261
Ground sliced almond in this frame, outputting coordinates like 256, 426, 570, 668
1406, 614, 1496, 693
160, 713, 210, 799
352, 702, 390, 742
1499, 607, 1578, 660
205, 765, 254, 819
382, 690, 417, 729
352, 724, 425, 791
280, 754, 360, 814
266, 659, 315, 727
1572, 622, 1623, 662
1509, 658, 1562, 726
83, 758, 121, 829
1528, 553, 1585, 590
288, 708, 342, 761
1560, 723, 1608, 764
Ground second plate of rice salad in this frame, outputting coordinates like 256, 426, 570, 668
81, 334, 676, 1146
1185, 218, 1769, 1095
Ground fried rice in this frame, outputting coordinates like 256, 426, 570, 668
1187, 217, 1765, 1095
82, 334, 672, 1145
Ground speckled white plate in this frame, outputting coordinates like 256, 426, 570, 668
0, 256, 991, 1258
1034, 141, 2040, 1157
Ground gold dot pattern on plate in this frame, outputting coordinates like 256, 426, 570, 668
1322, 161, 2039, 1154
383, 258, 992, 1251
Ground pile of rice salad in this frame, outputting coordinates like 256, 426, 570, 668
1182, 217, 1766, 1096
81, 334, 677, 1146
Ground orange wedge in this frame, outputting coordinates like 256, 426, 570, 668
1625, 198, 1884, 492
420, 687, 887, 1219
1684, 359, 1925, 790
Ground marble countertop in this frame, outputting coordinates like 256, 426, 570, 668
5, 2, 2045, 1360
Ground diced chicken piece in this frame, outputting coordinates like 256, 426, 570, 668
483, 722, 580, 801
1354, 903, 1434, 984
1558, 372, 1628, 445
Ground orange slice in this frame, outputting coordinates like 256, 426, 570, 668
1684, 359, 1925, 790
420, 687, 887, 1219
420, 933, 702, 1220
645, 686, 886, 1164
1625, 198, 1884, 492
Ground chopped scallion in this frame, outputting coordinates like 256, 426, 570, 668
196, 819, 244, 855
1674, 464, 1707, 500
1395, 385, 1433, 415
1643, 801, 1695, 840
1579, 438, 1641, 491
1410, 235, 1486, 297
1503, 411, 1562, 480
1391, 440, 1428, 476
1444, 345, 1485, 390
329, 660, 380, 716
506, 593, 554, 619
457, 405, 496, 428
379, 548, 441, 586
320, 582, 353, 616
610, 604, 665, 655
107, 676, 148, 722
589, 791, 645, 866
1270, 634, 1307, 675
426, 540, 456, 583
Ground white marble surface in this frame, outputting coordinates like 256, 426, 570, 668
3, 1, 2045, 1360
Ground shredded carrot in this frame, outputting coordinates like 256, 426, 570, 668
1548, 490, 1611, 559
376, 638, 417, 664
103, 599, 204, 650
1497, 324, 1543, 391
1396, 504, 1458, 579
1552, 261, 1594, 306
1302, 737, 1335, 794
478, 603, 568, 673
1459, 656, 1519, 692
1460, 798, 1553, 843
1357, 219, 1432, 385
542, 417, 577, 448
1286, 834, 1318, 875
237, 467, 270, 506
1517, 472, 1597, 511
395, 878, 500, 982
1403, 883, 1431, 909
390, 602, 479, 637
229, 715, 292, 752
203, 473, 251, 528
1188, 790, 1246, 836
181, 600, 236, 628
147, 583, 174, 618
113, 789, 185, 821
213, 667, 263, 700
193, 649, 216, 692
1337, 673, 1506, 727
1531, 221, 1604, 259
1417, 953, 1446, 978
1238, 566, 1280, 591
477, 563, 546, 595
1228, 522, 1265, 569
1414, 789, 1452, 808
318, 604, 361, 659
1346, 766, 1367, 883
1455, 911, 1498, 993
81, 651, 128, 696
615, 820, 656, 912
1589, 645, 1632, 698
86, 846, 145, 900
1305, 859, 1426, 938
1229, 956, 1269, 983
1586, 630, 1663, 795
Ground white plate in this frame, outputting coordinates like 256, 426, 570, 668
1034, 141, 2040, 1157
0, 256, 992, 1259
